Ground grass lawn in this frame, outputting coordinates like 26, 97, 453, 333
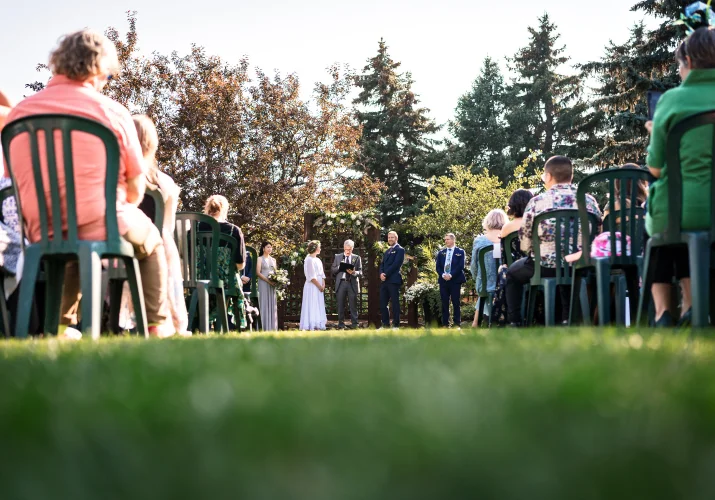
2, 327, 715, 499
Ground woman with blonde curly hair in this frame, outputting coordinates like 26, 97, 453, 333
299, 240, 327, 330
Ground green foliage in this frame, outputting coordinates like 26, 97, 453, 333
407, 152, 542, 264
353, 39, 441, 227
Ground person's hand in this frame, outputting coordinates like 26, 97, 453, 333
645, 120, 653, 134
346, 269, 354, 275
445, 274, 452, 281
380, 273, 386, 281
268, 280, 276, 287
241, 276, 250, 285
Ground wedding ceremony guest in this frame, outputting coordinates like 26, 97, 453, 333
436, 233, 467, 328
470, 210, 508, 327
201, 194, 246, 330
491, 189, 534, 326
4, 29, 170, 337
379, 231, 405, 329
242, 252, 253, 293
256, 241, 278, 331
133, 114, 189, 334
330, 239, 363, 330
505, 156, 601, 326
643, 25, 715, 326
300, 240, 327, 331
602, 163, 648, 218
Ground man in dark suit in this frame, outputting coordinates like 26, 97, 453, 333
379, 231, 405, 329
241, 252, 253, 294
330, 239, 363, 329
435, 233, 466, 328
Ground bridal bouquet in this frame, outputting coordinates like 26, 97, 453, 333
268, 268, 290, 301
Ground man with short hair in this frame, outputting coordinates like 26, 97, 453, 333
379, 231, 405, 329
435, 233, 466, 328
505, 155, 601, 326
330, 239, 363, 329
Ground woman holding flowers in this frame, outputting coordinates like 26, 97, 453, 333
257, 241, 279, 331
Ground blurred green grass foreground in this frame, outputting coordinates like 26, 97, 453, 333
2, 328, 715, 499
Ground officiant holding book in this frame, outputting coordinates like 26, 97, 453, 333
331, 239, 363, 329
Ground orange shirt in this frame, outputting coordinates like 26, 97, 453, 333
3, 75, 145, 242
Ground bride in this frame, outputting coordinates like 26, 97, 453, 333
300, 240, 327, 331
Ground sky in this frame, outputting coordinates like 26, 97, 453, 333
1, 0, 652, 128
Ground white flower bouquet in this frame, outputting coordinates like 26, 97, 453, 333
268, 268, 291, 301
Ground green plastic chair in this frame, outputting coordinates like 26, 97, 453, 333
1, 114, 148, 339
0, 185, 16, 336
174, 212, 229, 334
475, 244, 495, 327
218, 232, 245, 332
637, 111, 715, 328
244, 245, 260, 330
502, 230, 521, 267
569, 167, 654, 326
106, 186, 166, 334
527, 209, 599, 327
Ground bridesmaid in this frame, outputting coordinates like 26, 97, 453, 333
256, 241, 278, 331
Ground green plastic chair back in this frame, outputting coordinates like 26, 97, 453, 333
245, 245, 259, 299
502, 230, 521, 268
570, 167, 654, 326
475, 244, 494, 327
174, 212, 229, 333
528, 208, 600, 326
139, 187, 165, 231
1, 114, 147, 338
637, 110, 715, 327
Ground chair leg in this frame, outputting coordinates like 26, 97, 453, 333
214, 288, 229, 334
579, 278, 591, 327
124, 257, 148, 338
0, 281, 10, 338
188, 288, 198, 331
196, 282, 209, 334
625, 267, 640, 328
543, 281, 557, 327
78, 249, 103, 340
15, 247, 42, 338
43, 260, 66, 336
686, 236, 710, 328
476, 296, 485, 327
526, 285, 538, 326
637, 242, 653, 328
614, 275, 627, 326
108, 280, 124, 334
569, 271, 583, 326
594, 260, 611, 326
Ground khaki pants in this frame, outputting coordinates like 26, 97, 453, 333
60, 214, 170, 327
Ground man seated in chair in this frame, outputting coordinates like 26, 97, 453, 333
505, 156, 601, 326
3, 29, 171, 337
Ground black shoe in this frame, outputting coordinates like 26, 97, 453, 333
654, 311, 673, 328
676, 309, 692, 328
337, 324, 347, 330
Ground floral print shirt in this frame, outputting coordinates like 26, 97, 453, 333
519, 184, 602, 268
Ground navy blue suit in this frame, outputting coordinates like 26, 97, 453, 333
379, 244, 405, 327
242, 253, 253, 293
435, 246, 466, 326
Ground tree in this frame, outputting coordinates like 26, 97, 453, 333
506, 14, 600, 165
582, 1, 691, 166
26, 12, 382, 250
353, 39, 440, 227
450, 57, 511, 182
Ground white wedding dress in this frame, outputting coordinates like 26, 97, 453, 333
300, 256, 327, 330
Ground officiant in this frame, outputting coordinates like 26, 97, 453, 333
330, 239, 363, 329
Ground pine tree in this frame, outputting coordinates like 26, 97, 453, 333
506, 14, 600, 165
450, 57, 511, 181
353, 39, 439, 226
583, 1, 693, 166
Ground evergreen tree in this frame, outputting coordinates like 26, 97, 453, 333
353, 39, 439, 226
450, 57, 511, 181
506, 14, 600, 165
583, 1, 691, 166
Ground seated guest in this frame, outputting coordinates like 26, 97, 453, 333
242, 251, 253, 293
643, 26, 715, 327
505, 156, 601, 326
200, 194, 247, 330
602, 163, 649, 219
133, 115, 189, 335
470, 209, 508, 327
3, 30, 170, 337
491, 189, 535, 327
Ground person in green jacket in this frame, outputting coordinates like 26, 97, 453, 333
644, 26, 715, 327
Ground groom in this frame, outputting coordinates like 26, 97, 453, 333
330, 239, 363, 329
435, 233, 466, 327
379, 231, 405, 329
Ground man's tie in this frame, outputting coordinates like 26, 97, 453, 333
344, 254, 351, 282
445, 248, 452, 274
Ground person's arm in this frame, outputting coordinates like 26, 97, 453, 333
121, 110, 147, 205
384, 247, 405, 278
330, 255, 340, 277
233, 227, 246, 271
126, 174, 146, 206
470, 243, 478, 279
352, 255, 362, 277
305, 258, 323, 292
0, 89, 13, 109
644, 94, 670, 179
